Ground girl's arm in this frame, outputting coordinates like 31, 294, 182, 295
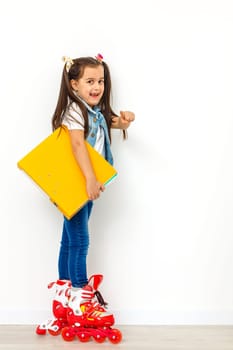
111, 111, 135, 129
68, 129, 104, 200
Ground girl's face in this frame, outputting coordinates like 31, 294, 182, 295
71, 65, 105, 107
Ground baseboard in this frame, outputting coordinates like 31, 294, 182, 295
1, 309, 233, 325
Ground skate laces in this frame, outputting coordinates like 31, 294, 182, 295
70, 285, 94, 304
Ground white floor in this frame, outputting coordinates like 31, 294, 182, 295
1, 325, 233, 350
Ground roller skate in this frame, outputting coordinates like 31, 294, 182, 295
61, 274, 122, 344
36, 279, 71, 336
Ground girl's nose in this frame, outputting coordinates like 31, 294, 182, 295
93, 82, 100, 90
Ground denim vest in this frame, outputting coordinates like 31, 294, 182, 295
82, 102, 113, 165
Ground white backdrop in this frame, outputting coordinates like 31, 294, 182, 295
1, 0, 233, 325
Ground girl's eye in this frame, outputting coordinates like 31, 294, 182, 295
86, 79, 104, 84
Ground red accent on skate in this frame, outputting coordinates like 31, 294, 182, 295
48, 281, 56, 289
56, 279, 71, 286
88, 274, 103, 291
65, 288, 71, 297
53, 300, 67, 319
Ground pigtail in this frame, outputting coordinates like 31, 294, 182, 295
52, 67, 69, 131
52, 62, 89, 136
101, 61, 127, 141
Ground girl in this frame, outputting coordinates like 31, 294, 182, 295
51, 54, 134, 329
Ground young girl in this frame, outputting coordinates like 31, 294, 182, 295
48, 54, 135, 332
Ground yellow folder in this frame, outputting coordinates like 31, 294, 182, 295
17, 126, 117, 219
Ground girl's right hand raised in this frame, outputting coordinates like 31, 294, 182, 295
86, 177, 105, 200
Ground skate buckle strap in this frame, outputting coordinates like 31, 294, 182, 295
95, 290, 108, 308
80, 285, 94, 300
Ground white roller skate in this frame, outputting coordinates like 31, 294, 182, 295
36, 279, 71, 336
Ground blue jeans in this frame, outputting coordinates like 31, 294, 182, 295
58, 201, 93, 288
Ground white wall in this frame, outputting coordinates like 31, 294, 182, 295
1, 0, 233, 325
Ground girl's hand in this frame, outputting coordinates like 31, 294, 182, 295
111, 111, 135, 130
86, 177, 105, 200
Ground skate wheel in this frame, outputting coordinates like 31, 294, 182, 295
61, 327, 75, 342
77, 331, 91, 342
48, 328, 61, 336
93, 333, 106, 343
35, 325, 46, 335
108, 329, 122, 344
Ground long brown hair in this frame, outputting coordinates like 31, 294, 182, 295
52, 57, 119, 140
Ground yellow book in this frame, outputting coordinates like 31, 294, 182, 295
17, 126, 117, 219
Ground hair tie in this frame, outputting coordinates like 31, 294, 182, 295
95, 53, 103, 63
62, 56, 74, 72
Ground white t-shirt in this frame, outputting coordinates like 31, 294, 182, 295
62, 102, 105, 157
